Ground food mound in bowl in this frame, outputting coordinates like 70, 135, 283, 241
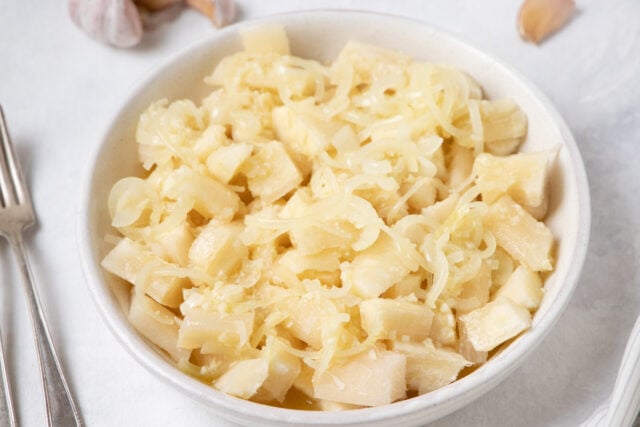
101, 24, 556, 410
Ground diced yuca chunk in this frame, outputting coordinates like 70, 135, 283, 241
101, 238, 147, 283
350, 233, 420, 298
457, 321, 488, 364
494, 265, 543, 310
391, 340, 470, 394
272, 106, 339, 161
243, 140, 302, 203
101, 238, 148, 282
154, 223, 193, 267
241, 205, 288, 249
480, 99, 528, 155
280, 187, 312, 217
162, 165, 240, 220
136, 100, 205, 169
192, 124, 228, 161
292, 362, 315, 398
401, 177, 437, 212
353, 187, 407, 224
188, 221, 247, 278
459, 298, 531, 352
128, 291, 189, 361
283, 295, 338, 349
254, 337, 301, 403
484, 195, 554, 272
290, 220, 372, 255
489, 247, 515, 291
102, 238, 188, 308
308, 164, 341, 200
334, 41, 412, 86
277, 249, 341, 275
452, 263, 491, 314
360, 298, 434, 341
330, 124, 359, 153
383, 272, 425, 298
241, 24, 290, 55
312, 348, 406, 406
475, 151, 548, 205
178, 308, 254, 354
476, 151, 550, 219
430, 302, 457, 347
143, 275, 189, 310
215, 358, 269, 399
276, 249, 341, 285
206, 142, 252, 184
447, 144, 474, 190
421, 193, 460, 225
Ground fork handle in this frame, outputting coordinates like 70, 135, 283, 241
8, 232, 83, 427
0, 325, 17, 427
604, 314, 640, 427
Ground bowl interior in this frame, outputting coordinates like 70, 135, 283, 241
79, 10, 590, 427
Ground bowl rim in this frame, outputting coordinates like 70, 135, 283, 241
77, 9, 591, 426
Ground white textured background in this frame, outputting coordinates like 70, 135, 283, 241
0, 0, 639, 426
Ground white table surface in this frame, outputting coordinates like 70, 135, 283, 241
1, 0, 639, 426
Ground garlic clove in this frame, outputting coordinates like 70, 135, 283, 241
518, 0, 576, 44
185, 0, 236, 27
69, 0, 143, 48
134, 0, 182, 12
212, 0, 235, 27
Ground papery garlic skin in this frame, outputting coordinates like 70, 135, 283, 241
69, 0, 143, 48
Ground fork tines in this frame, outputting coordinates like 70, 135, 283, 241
0, 106, 29, 209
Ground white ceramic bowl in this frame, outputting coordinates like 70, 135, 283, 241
78, 10, 590, 426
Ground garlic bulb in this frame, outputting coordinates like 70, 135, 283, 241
69, 0, 143, 48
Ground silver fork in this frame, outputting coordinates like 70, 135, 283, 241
0, 106, 82, 427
